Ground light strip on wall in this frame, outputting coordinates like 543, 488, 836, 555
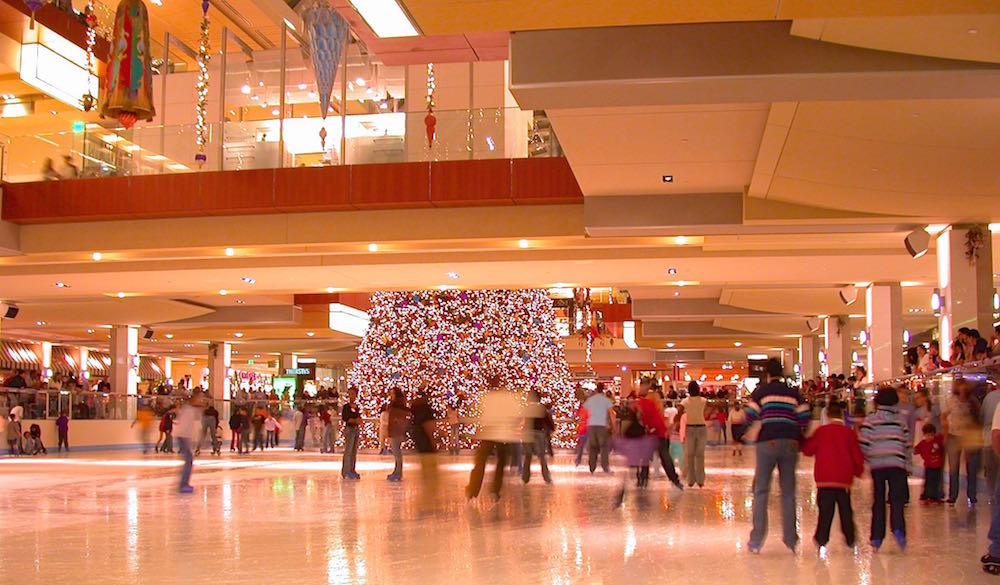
348, 0, 419, 38
329, 303, 371, 337
623, 320, 639, 349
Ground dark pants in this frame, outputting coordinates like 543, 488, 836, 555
574, 430, 589, 465
57, 431, 69, 452
871, 467, 907, 542
294, 427, 306, 451
946, 434, 981, 502
655, 437, 681, 484
341, 426, 359, 477
921, 466, 944, 500
253, 430, 263, 450
522, 431, 551, 483
178, 438, 194, 489
815, 487, 855, 547
588, 426, 611, 472
466, 440, 509, 498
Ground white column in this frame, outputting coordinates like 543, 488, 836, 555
936, 224, 994, 361
798, 335, 820, 381
824, 316, 852, 377
41, 341, 52, 381
77, 346, 89, 381
781, 348, 797, 373
866, 283, 903, 383
279, 353, 297, 373
209, 342, 231, 421
110, 325, 138, 395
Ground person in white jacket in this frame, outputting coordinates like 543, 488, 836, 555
465, 377, 523, 500
175, 388, 205, 494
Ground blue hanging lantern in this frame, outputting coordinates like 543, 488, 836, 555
298, 0, 348, 148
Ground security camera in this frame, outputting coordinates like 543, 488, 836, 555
904, 228, 930, 259
140, 327, 155, 340
0, 303, 18, 319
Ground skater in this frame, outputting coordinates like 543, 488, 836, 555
56, 412, 69, 453
446, 397, 461, 455
265, 413, 279, 448
320, 405, 335, 454
386, 387, 411, 481
157, 408, 175, 453
229, 407, 243, 452
378, 402, 391, 455
730, 403, 746, 456
574, 402, 589, 467
681, 381, 709, 487
198, 402, 219, 455
746, 359, 811, 553
175, 388, 205, 494
411, 390, 440, 509
29, 423, 46, 454
802, 401, 864, 550
612, 398, 659, 508
292, 405, 307, 452
522, 390, 553, 484
914, 423, 945, 502
636, 383, 684, 490
859, 387, 910, 552
341, 387, 362, 480
251, 409, 265, 451
942, 379, 982, 505
466, 377, 521, 500
982, 380, 1000, 573
583, 384, 614, 474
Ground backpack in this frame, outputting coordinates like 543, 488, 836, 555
622, 407, 646, 438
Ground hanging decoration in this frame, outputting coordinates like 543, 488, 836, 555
194, 0, 210, 166
99, 0, 155, 129
965, 225, 986, 265
424, 62, 436, 148
80, 0, 98, 112
23, 0, 49, 30
299, 0, 349, 149
573, 287, 601, 370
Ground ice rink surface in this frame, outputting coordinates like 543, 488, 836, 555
0, 447, 994, 584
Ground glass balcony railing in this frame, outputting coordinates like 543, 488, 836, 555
0, 108, 562, 183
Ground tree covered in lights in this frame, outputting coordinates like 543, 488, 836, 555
348, 289, 576, 447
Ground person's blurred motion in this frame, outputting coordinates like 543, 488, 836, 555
131, 399, 155, 454
466, 377, 522, 500
176, 388, 205, 494
387, 388, 411, 482
341, 388, 362, 480
522, 390, 552, 484
611, 399, 658, 508
411, 390, 440, 509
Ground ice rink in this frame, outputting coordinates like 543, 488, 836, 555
0, 447, 993, 584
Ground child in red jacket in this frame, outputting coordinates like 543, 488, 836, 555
802, 401, 865, 549
913, 423, 945, 503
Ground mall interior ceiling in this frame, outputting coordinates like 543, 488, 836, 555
1, 0, 1000, 374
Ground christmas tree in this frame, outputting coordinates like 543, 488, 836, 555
348, 288, 576, 447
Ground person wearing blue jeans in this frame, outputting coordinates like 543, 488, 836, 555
745, 359, 811, 552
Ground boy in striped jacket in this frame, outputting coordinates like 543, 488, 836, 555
859, 387, 911, 552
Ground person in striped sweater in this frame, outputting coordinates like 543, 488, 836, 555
745, 359, 812, 553
859, 386, 911, 552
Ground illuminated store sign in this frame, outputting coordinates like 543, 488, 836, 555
19, 31, 99, 111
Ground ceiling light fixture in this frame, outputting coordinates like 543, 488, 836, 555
662, 175, 673, 183
240, 277, 256, 285
240, 84, 251, 95
518, 239, 530, 249
347, 0, 419, 38
734, 341, 743, 347
931, 288, 943, 311
306, 331, 315, 337
165, 333, 173, 339
224, 247, 235, 256
116, 292, 126, 298
235, 299, 245, 304
326, 287, 336, 293
904, 228, 930, 259
674, 236, 688, 245
36, 321, 46, 326
234, 332, 244, 338
368, 243, 378, 252
55, 282, 70, 288
92, 252, 102, 261
667, 267, 677, 275
298, 83, 307, 90
447, 271, 459, 279
219, 289, 228, 296
666, 342, 675, 348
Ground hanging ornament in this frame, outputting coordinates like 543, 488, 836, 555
424, 63, 436, 148
80, 0, 98, 112
194, 0, 210, 167
23, 0, 49, 30
299, 0, 348, 148
319, 126, 328, 150
100, 0, 155, 129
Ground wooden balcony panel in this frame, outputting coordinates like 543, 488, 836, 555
429, 159, 514, 207
274, 166, 352, 212
511, 157, 584, 205
350, 162, 432, 209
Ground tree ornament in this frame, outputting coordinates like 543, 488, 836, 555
299, 0, 348, 149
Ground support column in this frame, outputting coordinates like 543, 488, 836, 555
798, 335, 820, 381
209, 342, 231, 420
110, 325, 138, 395
936, 224, 995, 361
279, 353, 297, 372
866, 283, 903, 383
781, 348, 797, 374
824, 316, 852, 377
77, 346, 89, 381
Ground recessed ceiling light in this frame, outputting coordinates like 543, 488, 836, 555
86, 329, 95, 334
673, 291, 680, 296
734, 341, 743, 347
667, 268, 677, 275
298, 83, 307, 90
368, 243, 378, 252
92, 252, 102, 261
36, 321, 46, 326
674, 236, 688, 245
235, 299, 245, 304
326, 287, 336, 293
662, 175, 674, 183
241, 84, 251, 94
969, 27, 980, 35
234, 332, 244, 338
240, 277, 256, 285
219, 289, 228, 296
165, 333, 174, 339
666, 342, 675, 348
306, 331, 315, 337
117, 291, 126, 298
254, 354, 261, 358
224, 247, 235, 256
258, 81, 265, 87
518, 239, 530, 249
55, 282, 70, 288
447, 271, 459, 279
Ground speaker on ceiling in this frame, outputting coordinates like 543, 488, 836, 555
839, 285, 858, 306
0, 303, 18, 319
140, 327, 155, 340
805, 318, 820, 332
904, 228, 930, 259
